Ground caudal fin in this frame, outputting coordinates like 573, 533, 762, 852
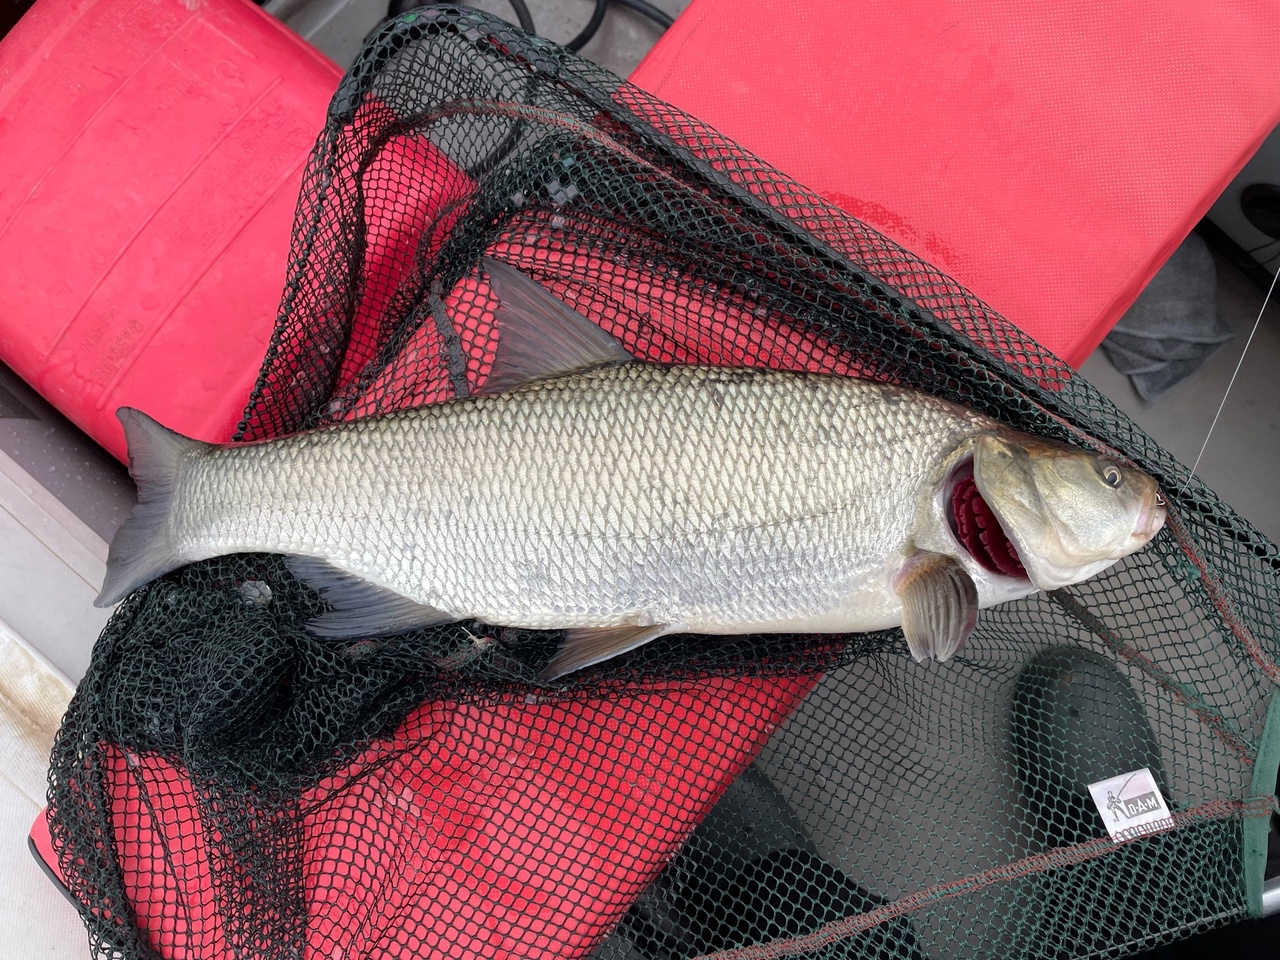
96, 408, 206, 607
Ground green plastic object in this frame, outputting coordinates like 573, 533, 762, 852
1011, 647, 1170, 848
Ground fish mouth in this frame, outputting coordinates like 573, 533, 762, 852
945, 458, 1030, 581
1133, 490, 1168, 544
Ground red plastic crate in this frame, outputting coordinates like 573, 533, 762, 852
631, 0, 1280, 366
0, 0, 342, 459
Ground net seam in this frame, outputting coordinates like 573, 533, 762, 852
1164, 507, 1280, 688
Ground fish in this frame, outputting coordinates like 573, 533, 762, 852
96, 259, 1167, 681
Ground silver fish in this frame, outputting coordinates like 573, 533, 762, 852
97, 260, 1166, 680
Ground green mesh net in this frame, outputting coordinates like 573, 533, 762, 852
46, 6, 1280, 959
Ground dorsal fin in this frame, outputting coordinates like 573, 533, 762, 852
479, 257, 635, 395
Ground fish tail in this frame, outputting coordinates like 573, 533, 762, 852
96, 408, 207, 607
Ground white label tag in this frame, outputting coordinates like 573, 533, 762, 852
1087, 768, 1174, 842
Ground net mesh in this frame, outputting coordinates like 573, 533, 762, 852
46, 7, 1280, 959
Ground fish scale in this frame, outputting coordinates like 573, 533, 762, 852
168, 364, 990, 634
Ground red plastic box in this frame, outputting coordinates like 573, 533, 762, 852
0, 0, 342, 460
631, 0, 1280, 366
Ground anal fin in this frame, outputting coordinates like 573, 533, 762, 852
285, 557, 456, 638
894, 552, 979, 663
538, 624, 671, 682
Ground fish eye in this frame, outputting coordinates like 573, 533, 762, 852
1100, 463, 1123, 488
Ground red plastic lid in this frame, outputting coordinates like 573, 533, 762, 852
0, 0, 342, 460
631, 0, 1280, 366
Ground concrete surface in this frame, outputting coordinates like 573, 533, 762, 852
0, 625, 80, 960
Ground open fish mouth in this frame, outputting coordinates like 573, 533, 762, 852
945, 458, 1029, 581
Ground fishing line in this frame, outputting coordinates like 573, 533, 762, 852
1175, 263, 1280, 498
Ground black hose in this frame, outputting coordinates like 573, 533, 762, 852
566, 0, 609, 51
388, 0, 536, 35
612, 0, 674, 29
388, 1, 671, 50
504, 0, 537, 34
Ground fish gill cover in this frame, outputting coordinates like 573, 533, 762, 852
46, 7, 1280, 960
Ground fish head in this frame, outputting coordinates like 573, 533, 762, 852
970, 432, 1166, 590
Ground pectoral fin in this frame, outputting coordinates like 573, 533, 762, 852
538, 624, 671, 682
895, 552, 979, 663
